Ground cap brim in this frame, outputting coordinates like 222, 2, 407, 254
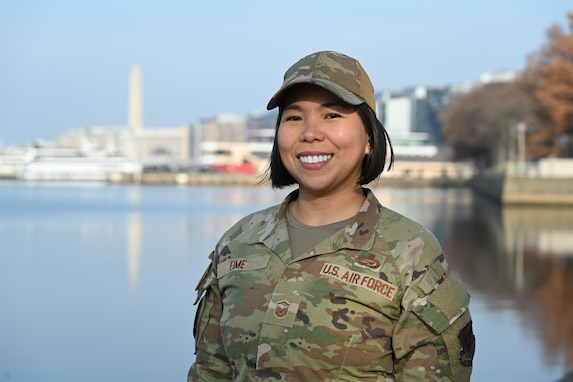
266, 78, 365, 110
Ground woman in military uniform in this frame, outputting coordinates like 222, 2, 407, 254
188, 51, 475, 381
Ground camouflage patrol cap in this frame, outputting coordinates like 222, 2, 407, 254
267, 51, 376, 112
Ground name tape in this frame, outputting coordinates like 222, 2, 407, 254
319, 262, 397, 301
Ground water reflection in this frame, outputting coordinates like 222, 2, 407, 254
501, 204, 573, 371
127, 213, 141, 290
503, 205, 573, 258
453, 193, 573, 373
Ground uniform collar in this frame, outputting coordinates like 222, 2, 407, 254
256, 188, 381, 260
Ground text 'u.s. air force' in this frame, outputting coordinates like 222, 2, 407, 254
320, 262, 397, 301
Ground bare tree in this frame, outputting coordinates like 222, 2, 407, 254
439, 81, 541, 166
441, 12, 573, 164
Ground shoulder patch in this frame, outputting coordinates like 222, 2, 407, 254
458, 320, 475, 366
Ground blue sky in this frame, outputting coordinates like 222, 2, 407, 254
0, 1, 571, 145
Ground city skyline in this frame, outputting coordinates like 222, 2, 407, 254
1, 1, 571, 145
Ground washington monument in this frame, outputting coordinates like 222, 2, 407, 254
128, 64, 143, 131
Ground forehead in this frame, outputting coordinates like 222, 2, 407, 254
281, 84, 345, 107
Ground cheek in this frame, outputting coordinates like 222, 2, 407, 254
332, 128, 370, 154
276, 129, 293, 165
276, 128, 296, 151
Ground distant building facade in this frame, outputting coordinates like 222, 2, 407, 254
189, 113, 274, 171
372, 73, 507, 159
188, 114, 247, 165
133, 125, 190, 165
246, 112, 277, 143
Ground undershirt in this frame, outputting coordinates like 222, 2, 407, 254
286, 203, 354, 259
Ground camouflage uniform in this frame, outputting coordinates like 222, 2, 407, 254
188, 188, 474, 381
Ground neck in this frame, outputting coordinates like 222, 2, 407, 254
290, 187, 366, 226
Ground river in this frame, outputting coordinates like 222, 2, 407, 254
0, 181, 572, 381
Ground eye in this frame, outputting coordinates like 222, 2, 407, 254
325, 113, 341, 119
283, 114, 302, 122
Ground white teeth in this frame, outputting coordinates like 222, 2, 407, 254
299, 155, 332, 164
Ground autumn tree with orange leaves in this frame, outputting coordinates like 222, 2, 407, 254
525, 13, 573, 157
440, 13, 573, 163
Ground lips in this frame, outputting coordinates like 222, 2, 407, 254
298, 154, 332, 164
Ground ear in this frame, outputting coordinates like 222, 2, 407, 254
364, 139, 371, 155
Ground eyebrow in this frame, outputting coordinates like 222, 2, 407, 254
283, 101, 352, 112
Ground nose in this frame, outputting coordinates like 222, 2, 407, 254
299, 116, 324, 142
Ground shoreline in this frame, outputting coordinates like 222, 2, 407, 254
469, 172, 573, 206
4, 171, 572, 206
108, 171, 470, 189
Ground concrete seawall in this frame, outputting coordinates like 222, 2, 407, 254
111, 171, 470, 188
109, 160, 474, 188
130, 172, 262, 186
470, 173, 573, 205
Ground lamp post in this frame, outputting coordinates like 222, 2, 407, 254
516, 122, 526, 175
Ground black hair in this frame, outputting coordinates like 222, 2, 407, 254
261, 103, 394, 188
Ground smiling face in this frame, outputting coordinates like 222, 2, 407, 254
277, 84, 371, 198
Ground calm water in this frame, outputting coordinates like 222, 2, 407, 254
0, 181, 572, 381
